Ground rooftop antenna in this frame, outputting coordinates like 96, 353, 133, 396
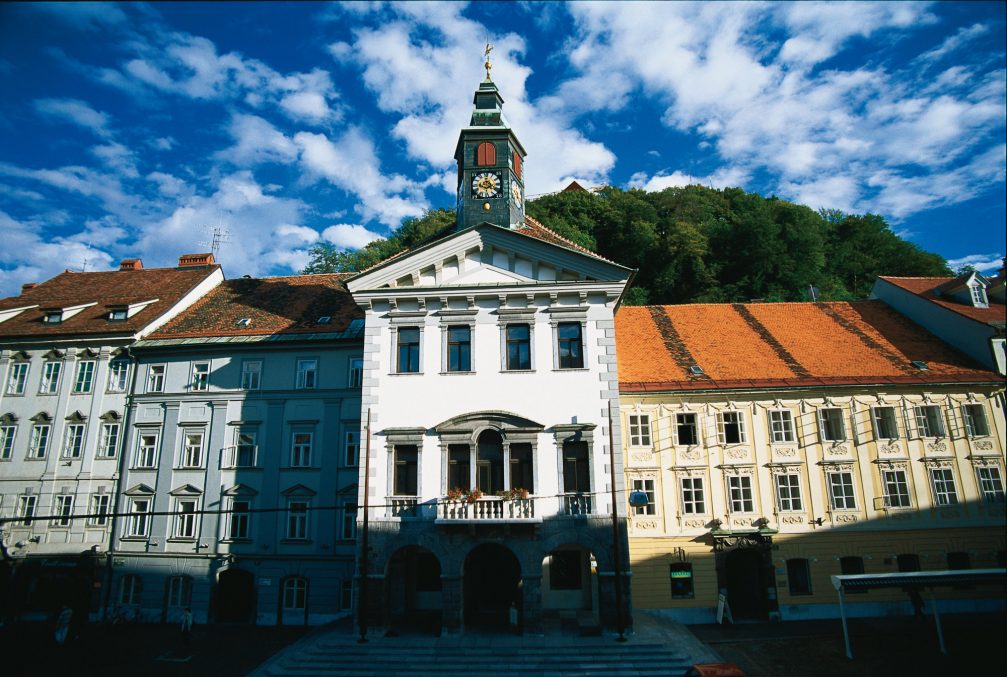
80, 241, 93, 272
199, 223, 231, 259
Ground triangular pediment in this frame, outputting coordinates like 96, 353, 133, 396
125, 483, 155, 496
170, 483, 203, 496
222, 483, 258, 497
347, 222, 630, 293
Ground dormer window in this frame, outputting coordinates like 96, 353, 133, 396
43, 311, 63, 324
970, 284, 988, 308
317, 316, 332, 325
689, 365, 705, 376
236, 318, 251, 328
911, 360, 929, 371
109, 308, 128, 321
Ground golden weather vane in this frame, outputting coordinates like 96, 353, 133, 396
484, 42, 493, 79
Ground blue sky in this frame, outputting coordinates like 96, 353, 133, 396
1, 1, 1004, 297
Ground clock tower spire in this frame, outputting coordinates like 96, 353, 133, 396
454, 46, 527, 231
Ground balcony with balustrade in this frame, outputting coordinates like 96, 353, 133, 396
435, 494, 541, 524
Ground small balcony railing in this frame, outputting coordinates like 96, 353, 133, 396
388, 496, 419, 518
562, 493, 593, 516
436, 496, 539, 524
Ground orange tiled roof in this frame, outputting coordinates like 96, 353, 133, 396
0, 265, 220, 338
879, 276, 1007, 326
147, 274, 361, 339
616, 301, 999, 392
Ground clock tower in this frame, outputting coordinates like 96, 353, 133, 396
454, 58, 527, 231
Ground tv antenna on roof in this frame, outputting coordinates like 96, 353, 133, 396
199, 224, 231, 258
80, 241, 94, 272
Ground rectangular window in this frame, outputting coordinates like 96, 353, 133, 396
53, 494, 74, 527
549, 550, 583, 590
505, 324, 531, 371
135, 433, 158, 468
670, 563, 694, 599
393, 445, 419, 496
6, 362, 28, 394
819, 408, 846, 442
840, 556, 865, 576
728, 475, 754, 512
241, 360, 262, 390
290, 432, 313, 467
344, 430, 359, 466
397, 327, 421, 373
348, 358, 364, 388
181, 431, 204, 468
18, 495, 37, 526
510, 443, 534, 493
632, 478, 656, 515
228, 499, 250, 539
1, 425, 17, 460
675, 413, 699, 446
340, 580, 353, 610
73, 361, 95, 393
562, 441, 590, 494
769, 410, 795, 443
88, 494, 110, 527
119, 575, 142, 605
286, 500, 309, 540
107, 360, 129, 392
167, 577, 192, 608
147, 365, 165, 393
681, 477, 706, 514
786, 559, 812, 595
283, 578, 307, 610
882, 469, 911, 508
717, 412, 746, 444
976, 467, 1005, 503
872, 406, 899, 439
341, 501, 357, 540
775, 473, 803, 512
40, 361, 62, 394
229, 431, 257, 468
29, 424, 50, 459
828, 471, 857, 510
447, 325, 472, 372
296, 359, 317, 389
98, 423, 119, 458
929, 468, 958, 505
448, 444, 471, 491
190, 362, 210, 391
961, 404, 990, 437
557, 322, 584, 369
175, 499, 198, 538
629, 414, 652, 446
914, 405, 945, 438
62, 423, 86, 459
127, 499, 150, 537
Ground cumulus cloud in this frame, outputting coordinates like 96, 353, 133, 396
945, 253, 1004, 273
216, 113, 298, 166
322, 223, 384, 250
34, 98, 112, 137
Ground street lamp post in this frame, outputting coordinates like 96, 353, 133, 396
357, 409, 371, 644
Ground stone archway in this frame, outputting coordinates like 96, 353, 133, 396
714, 532, 777, 621
215, 568, 255, 623
463, 543, 521, 631
385, 546, 442, 635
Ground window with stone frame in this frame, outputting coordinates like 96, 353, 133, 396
127, 498, 150, 537
393, 445, 419, 496
240, 360, 262, 390
40, 361, 62, 394
28, 423, 50, 459
397, 327, 421, 373
557, 322, 584, 369
728, 475, 754, 512
73, 361, 95, 393
17, 494, 37, 526
190, 362, 210, 391
775, 473, 803, 512
98, 422, 120, 458
107, 360, 129, 392
872, 406, 900, 440
882, 469, 911, 508
341, 500, 357, 540
296, 358, 318, 388
818, 407, 846, 442
348, 358, 364, 388
180, 431, 204, 468
147, 364, 165, 393
717, 411, 746, 444
976, 466, 1005, 503
286, 500, 309, 540
174, 499, 198, 538
134, 433, 159, 468
510, 443, 534, 493
769, 410, 796, 443
961, 404, 990, 437
290, 432, 313, 467
0, 424, 15, 460
675, 413, 699, 446
681, 476, 706, 514
786, 558, 812, 595
88, 494, 110, 527
827, 471, 857, 510
631, 478, 656, 515
6, 361, 28, 395
447, 325, 472, 372
914, 405, 945, 438
344, 429, 359, 466
229, 431, 257, 468
167, 576, 192, 608
629, 414, 651, 446
228, 498, 251, 540
282, 577, 308, 611
929, 467, 959, 505
53, 494, 74, 527
505, 323, 531, 371
119, 575, 142, 605
62, 423, 86, 459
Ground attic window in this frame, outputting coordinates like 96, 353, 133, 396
689, 365, 705, 376
970, 284, 988, 307
108, 308, 128, 321
911, 360, 929, 371
236, 318, 252, 328
317, 316, 332, 325
43, 311, 63, 324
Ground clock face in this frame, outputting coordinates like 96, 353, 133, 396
471, 172, 501, 198
511, 182, 522, 204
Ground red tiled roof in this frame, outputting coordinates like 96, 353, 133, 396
147, 274, 361, 339
616, 301, 999, 392
0, 265, 221, 338
878, 276, 1007, 326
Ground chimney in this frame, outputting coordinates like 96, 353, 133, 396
178, 253, 215, 268
21, 282, 37, 294
119, 259, 143, 271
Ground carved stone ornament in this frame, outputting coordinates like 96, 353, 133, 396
826, 444, 850, 456
774, 447, 797, 458
820, 462, 855, 472
769, 464, 802, 475
678, 448, 702, 461
711, 532, 773, 552
631, 452, 653, 465
726, 466, 756, 476
970, 456, 1000, 468
879, 443, 902, 455
684, 519, 707, 528
834, 514, 858, 523
876, 460, 908, 471
781, 515, 804, 524
926, 440, 948, 454
922, 458, 954, 470
726, 448, 750, 460
630, 470, 659, 480
974, 440, 994, 451
632, 519, 658, 530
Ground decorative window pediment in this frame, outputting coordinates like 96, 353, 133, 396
99, 411, 122, 422
336, 483, 358, 497
124, 483, 155, 496
43, 349, 64, 360
169, 484, 203, 496
222, 483, 259, 497
0, 413, 18, 424
9, 350, 31, 360
30, 412, 53, 423
281, 483, 317, 497
65, 410, 87, 422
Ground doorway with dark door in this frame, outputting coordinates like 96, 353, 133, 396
215, 568, 255, 623
463, 543, 521, 631
723, 547, 768, 620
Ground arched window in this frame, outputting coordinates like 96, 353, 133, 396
476, 142, 496, 166
513, 151, 522, 178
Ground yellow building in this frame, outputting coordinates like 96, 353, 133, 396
616, 301, 1005, 622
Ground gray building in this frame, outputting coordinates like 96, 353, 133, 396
108, 274, 363, 625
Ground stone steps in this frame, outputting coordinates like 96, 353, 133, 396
254, 637, 690, 676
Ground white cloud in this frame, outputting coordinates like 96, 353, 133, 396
945, 252, 1003, 273
27, 2, 128, 30
216, 114, 298, 166
146, 171, 189, 197
322, 223, 384, 250
33, 98, 112, 137
151, 136, 175, 150
628, 166, 749, 193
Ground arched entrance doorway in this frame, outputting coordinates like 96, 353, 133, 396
386, 547, 442, 635
215, 568, 255, 623
464, 543, 520, 631
724, 548, 768, 620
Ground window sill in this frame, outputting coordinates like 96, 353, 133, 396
388, 372, 423, 376
120, 536, 149, 542
552, 367, 589, 372
176, 466, 206, 471
4, 392, 25, 397
438, 371, 475, 376
130, 467, 157, 471
499, 369, 535, 374
281, 466, 319, 471
222, 466, 261, 471
85, 524, 109, 530
221, 538, 252, 543
280, 539, 313, 544
24, 457, 47, 461
167, 537, 197, 543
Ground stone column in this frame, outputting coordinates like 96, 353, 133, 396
521, 573, 542, 635
440, 574, 463, 635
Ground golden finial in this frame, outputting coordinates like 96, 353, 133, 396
484, 42, 493, 79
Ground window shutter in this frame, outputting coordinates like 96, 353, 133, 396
476, 142, 496, 166
513, 152, 522, 178
945, 403, 960, 439
848, 406, 859, 445
904, 402, 918, 439
671, 416, 679, 446
816, 410, 826, 445
694, 414, 704, 447
715, 413, 725, 445
959, 405, 974, 437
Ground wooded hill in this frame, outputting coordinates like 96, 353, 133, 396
302, 185, 950, 305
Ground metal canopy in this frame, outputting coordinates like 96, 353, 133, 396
831, 568, 1006, 659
